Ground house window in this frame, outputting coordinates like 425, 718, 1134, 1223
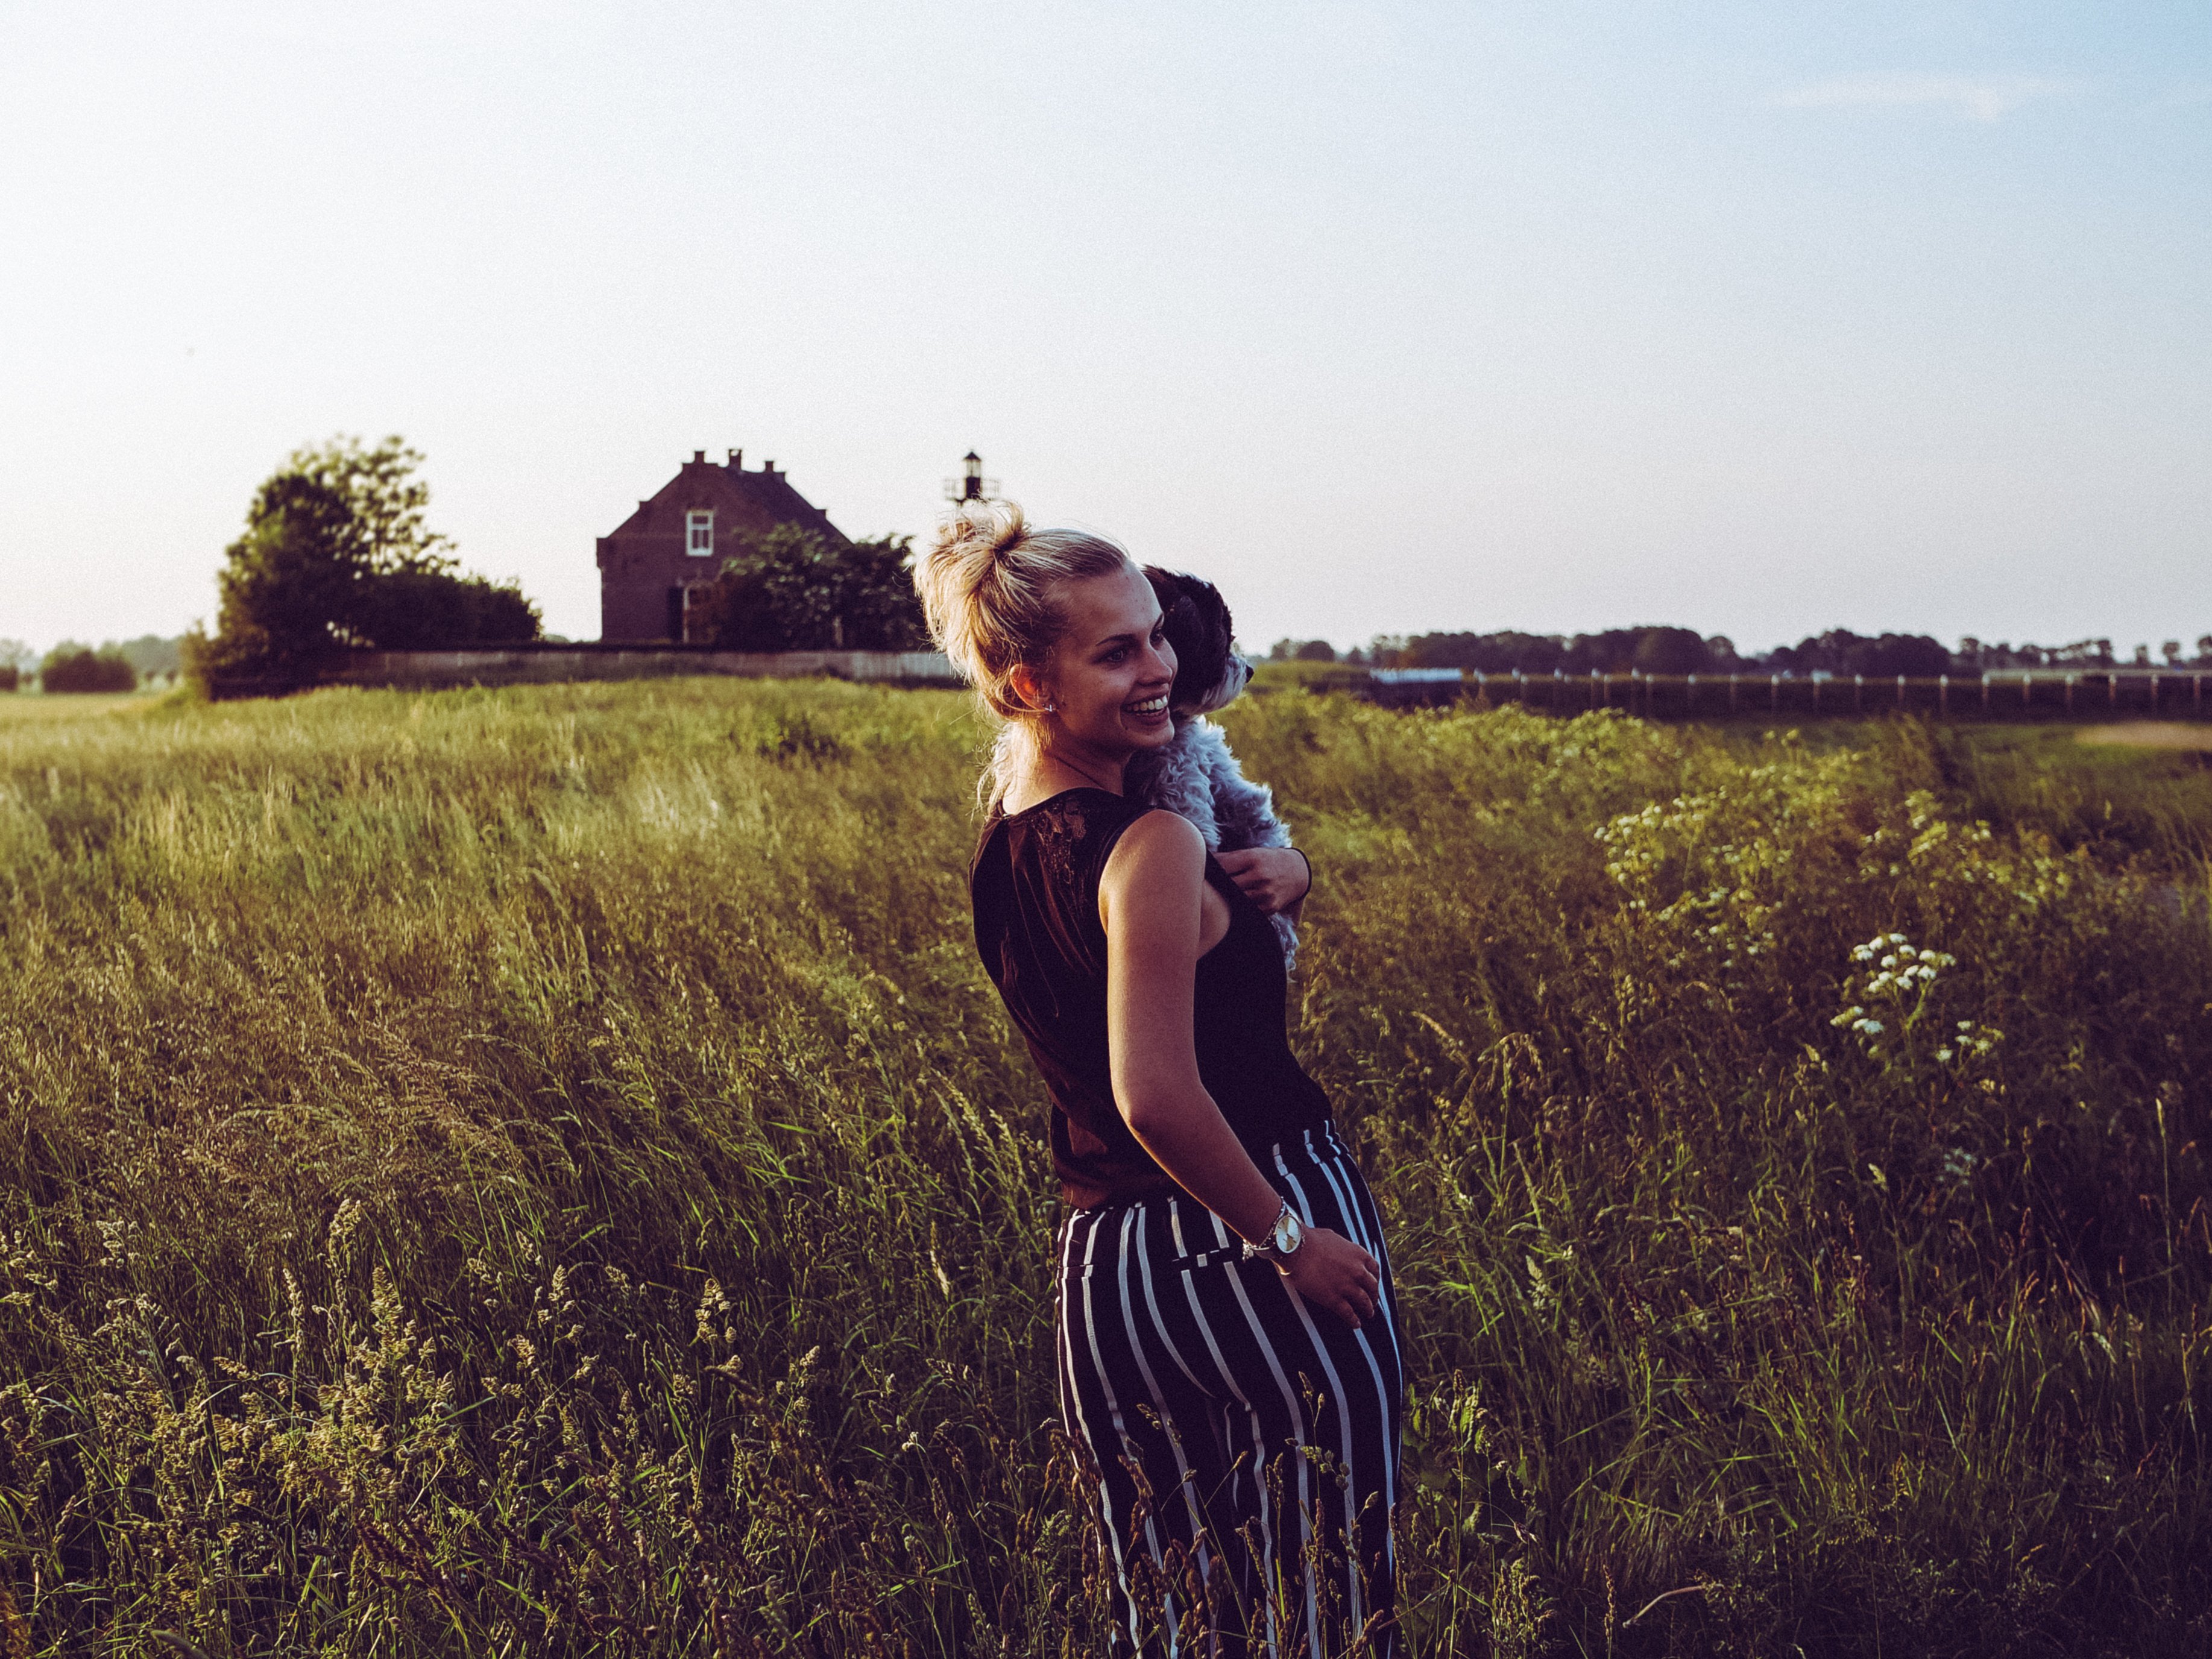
686, 510, 714, 556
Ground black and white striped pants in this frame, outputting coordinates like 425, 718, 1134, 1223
1057, 1124, 1405, 1658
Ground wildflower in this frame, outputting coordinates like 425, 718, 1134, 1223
1936, 1048, 1953, 1063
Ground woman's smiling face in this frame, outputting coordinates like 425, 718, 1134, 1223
1033, 558, 1178, 761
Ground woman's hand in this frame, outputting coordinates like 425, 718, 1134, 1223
1214, 847, 1311, 916
1276, 1226, 1381, 1327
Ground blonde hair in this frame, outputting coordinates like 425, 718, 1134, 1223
913, 500, 1129, 801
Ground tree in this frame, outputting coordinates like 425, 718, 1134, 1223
1402, 631, 1564, 673
1631, 627, 1712, 675
281, 433, 455, 579
188, 436, 540, 690
40, 643, 138, 693
1763, 629, 1949, 679
1293, 640, 1337, 663
832, 535, 933, 650
688, 526, 928, 652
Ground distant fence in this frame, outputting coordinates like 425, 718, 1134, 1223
208, 644, 964, 699
1356, 667, 2212, 722
203, 649, 2212, 723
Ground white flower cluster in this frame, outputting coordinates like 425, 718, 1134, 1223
1848, 933, 1957, 989
1830, 929, 2002, 1071
1935, 1019, 2003, 1065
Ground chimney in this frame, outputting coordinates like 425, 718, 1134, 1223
726, 448, 743, 470
692, 449, 705, 464
764, 459, 778, 475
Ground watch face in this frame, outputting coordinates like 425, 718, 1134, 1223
1274, 1208, 1305, 1253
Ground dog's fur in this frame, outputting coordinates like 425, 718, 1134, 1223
1126, 567, 1300, 969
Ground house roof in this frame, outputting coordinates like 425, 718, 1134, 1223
607, 450, 850, 545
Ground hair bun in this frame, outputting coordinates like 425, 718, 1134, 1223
933, 500, 1029, 566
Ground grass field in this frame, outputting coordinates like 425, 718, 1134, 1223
2, 681, 2208, 1656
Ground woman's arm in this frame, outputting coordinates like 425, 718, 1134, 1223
1100, 811, 1375, 1324
1214, 846, 1309, 921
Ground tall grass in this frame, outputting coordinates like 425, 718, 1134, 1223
0, 682, 2205, 1656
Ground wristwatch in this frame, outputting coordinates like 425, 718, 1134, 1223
1242, 1201, 1305, 1267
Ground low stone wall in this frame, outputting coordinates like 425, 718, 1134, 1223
241, 645, 963, 696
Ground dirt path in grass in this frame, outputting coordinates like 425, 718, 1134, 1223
2075, 721, 2212, 751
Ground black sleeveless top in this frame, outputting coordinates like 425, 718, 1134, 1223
969, 787, 1332, 1209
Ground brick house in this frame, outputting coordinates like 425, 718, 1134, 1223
596, 449, 849, 642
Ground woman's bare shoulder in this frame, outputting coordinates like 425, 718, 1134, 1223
1099, 807, 1206, 893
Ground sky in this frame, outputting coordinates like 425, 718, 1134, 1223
1, 1, 2207, 658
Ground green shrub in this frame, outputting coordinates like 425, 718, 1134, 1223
688, 524, 928, 650
37, 643, 137, 693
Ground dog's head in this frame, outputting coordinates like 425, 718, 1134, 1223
1144, 567, 1251, 717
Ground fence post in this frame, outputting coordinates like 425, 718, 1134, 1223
1853, 673, 1863, 711
2064, 676, 2074, 714
1897, 674, 1906, 709
1769, 674, 1779, 713
1729, 674, 1739, 713
1812, 677, 1821, 714
1939, 675, 1948, 716
1981, 672, 1990, 711
2150, 673, 2158, 715
2109, 673, 2118, 708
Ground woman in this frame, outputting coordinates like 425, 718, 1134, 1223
918, 503, 1405, 1657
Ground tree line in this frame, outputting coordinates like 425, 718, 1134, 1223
0, 636, 184, 693
1274, 626, 2212, 677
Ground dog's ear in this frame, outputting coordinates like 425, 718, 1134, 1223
1143, 566, 1194, 636
1145, 567, 1243, 714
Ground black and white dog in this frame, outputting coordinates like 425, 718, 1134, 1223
1126, 568, 1300, 969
